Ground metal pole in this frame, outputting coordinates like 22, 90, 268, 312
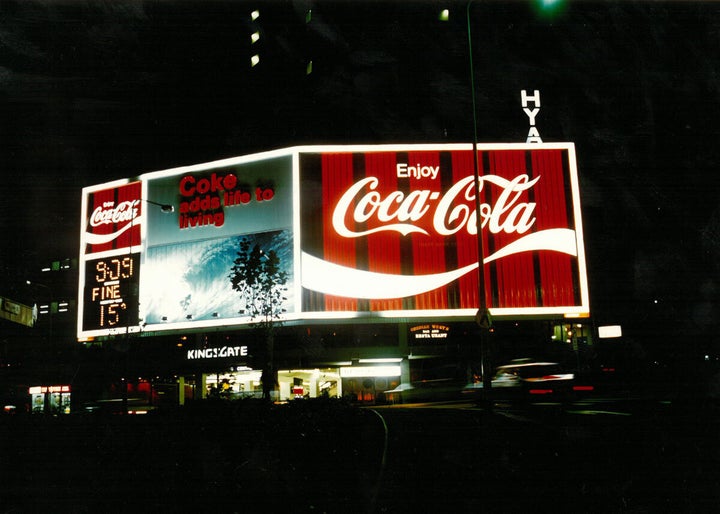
26, 280, 53, 345
26, 280, 55, 413
122, 208, 134, 415
121, 198, 173, 414
467, 1, 493, 409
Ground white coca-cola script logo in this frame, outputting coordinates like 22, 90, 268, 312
89, 200, 139, 227
303, 173, 579, 300
85, 200, 141, 246
332, 174, 538, 238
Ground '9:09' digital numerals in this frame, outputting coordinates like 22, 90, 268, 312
90, 257, 135, 327
94, 256, 134, 282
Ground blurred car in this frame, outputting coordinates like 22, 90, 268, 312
79, 399, 155, 415
384, 379, 466, 404
463, 360, 578, 402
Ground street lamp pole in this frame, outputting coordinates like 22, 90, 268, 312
142, 198, 174, 213
26, 280, 53, 344
120, 197, 174, 413
26, 279, 56, 413
466, 1, 493, 409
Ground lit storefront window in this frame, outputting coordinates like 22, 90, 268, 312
204, 370, 263, 399
29, 385, 71, 414
339, 365, 401, 378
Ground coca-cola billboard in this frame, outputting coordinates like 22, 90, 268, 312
78, 152, 297, 340
78, 144, 588, 341
299, 143, 589, 318
83, 181, 142, 254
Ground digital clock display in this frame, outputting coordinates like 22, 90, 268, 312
82, 254, 140, 332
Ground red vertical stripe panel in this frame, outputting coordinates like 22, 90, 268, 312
322, 153, 358, 311
532, 149, 575, 306
486, 150, 537, 309
406, 151, 448, 310
365, 152, 403, 311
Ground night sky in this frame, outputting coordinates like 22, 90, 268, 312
2, 0, 719, 357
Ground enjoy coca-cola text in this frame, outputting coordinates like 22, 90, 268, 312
89, 200, 139, 227
332, 174, 539, 238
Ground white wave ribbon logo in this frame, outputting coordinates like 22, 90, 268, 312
85, 200, 140, 246
301, 228, 577, 299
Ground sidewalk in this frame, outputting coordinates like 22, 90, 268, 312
370, 402, 719, 513
0, 398, 386, 514
1, 397, 716, 513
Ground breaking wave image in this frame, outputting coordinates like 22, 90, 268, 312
139, 230, 294, 325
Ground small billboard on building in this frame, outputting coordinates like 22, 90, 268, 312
0, 296, 35, 327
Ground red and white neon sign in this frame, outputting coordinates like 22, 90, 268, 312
78, 144, 588, 340
299, 144, 589, 318
83, 181, 142, 255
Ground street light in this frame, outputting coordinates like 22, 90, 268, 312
26, 280, 53, 339
142, 199, 174, 213
126, 197, 174, 328
466, 1, 493, 408
532, 0, 566, 20
465, 0, 567, 408
25, 279, 56, 413
119, 197, 174, 414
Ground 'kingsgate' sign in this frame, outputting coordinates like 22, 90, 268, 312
299, 144, 589, 317
187, 345, 248, 360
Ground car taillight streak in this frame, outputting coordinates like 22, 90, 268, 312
529, 389, 554, 395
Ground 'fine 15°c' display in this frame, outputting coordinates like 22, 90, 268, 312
82, 254, 140, 332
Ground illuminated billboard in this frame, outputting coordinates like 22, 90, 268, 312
299, 144, 588, 319
79, 151, 296, 340
78, 144, 588, 340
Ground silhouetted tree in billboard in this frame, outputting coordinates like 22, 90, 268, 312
229, 237, 288, 400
